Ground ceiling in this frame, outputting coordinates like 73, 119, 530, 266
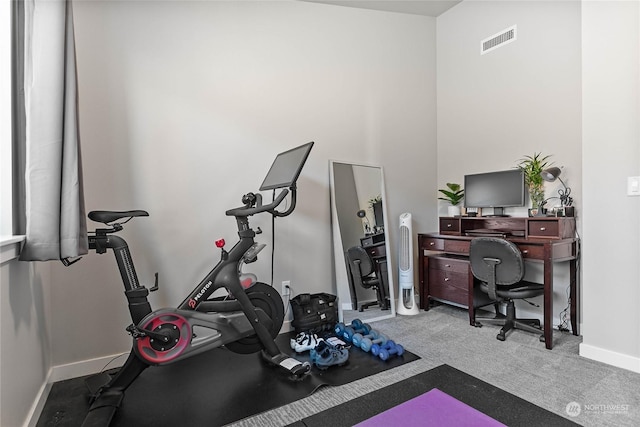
302, 0, 463, 17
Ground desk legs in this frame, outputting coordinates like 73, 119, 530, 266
543, 243, 580, 349
543, 253, 553, 349
570, 257, 579, 336
419, 255, 428, 310
468, 265, 476, 326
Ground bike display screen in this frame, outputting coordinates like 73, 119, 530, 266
259, 141, 314, 191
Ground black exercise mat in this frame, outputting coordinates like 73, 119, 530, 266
289, 364, 579, 427
38, 332, 419, 426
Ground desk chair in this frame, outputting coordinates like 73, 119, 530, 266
346, 246, 389, 312
469, 237, 545, 342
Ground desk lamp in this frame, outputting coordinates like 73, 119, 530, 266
540, 167, 574, 216
541, 167, 572, 206
357, 210, 371, 234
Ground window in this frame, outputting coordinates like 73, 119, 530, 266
1, 0, 12, 236
0, 0, 23, 263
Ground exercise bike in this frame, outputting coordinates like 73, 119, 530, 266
68, 142, 314, 427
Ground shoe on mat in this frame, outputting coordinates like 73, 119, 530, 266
290, 332, 323, 353
310, 340, 349, 370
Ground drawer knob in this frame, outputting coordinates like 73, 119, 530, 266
447, 224, 452, 228
540, 227, 546, 231
522, 250, 529, 254
445, 264, 451, 268
444, 277, 450, 281
429, 242, 435, 246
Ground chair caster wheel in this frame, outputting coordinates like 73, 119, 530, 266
539, 335, 545, 342
497, 333, 505, 341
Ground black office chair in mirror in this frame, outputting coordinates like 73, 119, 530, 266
329, 161, 396, 325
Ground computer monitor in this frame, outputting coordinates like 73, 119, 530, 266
464, 169, 525, 216
259, 142, 314, 191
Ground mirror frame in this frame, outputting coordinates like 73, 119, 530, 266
329, 160, 396, 324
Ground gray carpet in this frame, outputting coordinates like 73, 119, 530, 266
228, 304, 640, 427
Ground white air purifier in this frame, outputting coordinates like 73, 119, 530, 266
397, 213, 420, 315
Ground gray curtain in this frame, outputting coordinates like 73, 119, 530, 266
18, 0, 87, 261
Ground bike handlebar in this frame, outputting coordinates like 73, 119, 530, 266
225, 188, 290, 218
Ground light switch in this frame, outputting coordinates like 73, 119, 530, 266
628, 176, 640, 196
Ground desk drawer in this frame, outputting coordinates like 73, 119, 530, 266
428, 270, 468, 305
517, 244, 545, 260
439, 218, 460, 235
528, 220, 559, 238
422, 237, 444, 251
444, 239, 470, 254
364, 245, 385, 259
429, 257, 468, 274
427, 255, 469, 307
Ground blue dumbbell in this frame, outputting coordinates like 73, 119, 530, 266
334, 322, 347, 337
378, 342, 405, 361
350, 318, 367, 329
361, 332, 389, 352
352, 330, 378, 349
342, 322, 371, 342
371, 339, 395, 357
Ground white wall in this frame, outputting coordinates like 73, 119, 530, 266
0, 259, 51, 427
580, 0, 640, 371
46, 0, 436, 371
437, 1, 583, 324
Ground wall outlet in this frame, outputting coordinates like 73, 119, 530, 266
628, 176, 640, 196
281, 280, 291, 296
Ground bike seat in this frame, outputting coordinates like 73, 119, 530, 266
89, 210, 149, 224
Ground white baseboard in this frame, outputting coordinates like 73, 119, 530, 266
25, 378, 52, 427
579, 342, 640, 373
25, 352, 129, 427
48, 324, 299, 385
50, 352, 129, 383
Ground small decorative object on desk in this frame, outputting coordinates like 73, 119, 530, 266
438, 182, 464, 217
517, 152, 553, 217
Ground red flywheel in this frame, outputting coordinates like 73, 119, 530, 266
135, 312, 192, 365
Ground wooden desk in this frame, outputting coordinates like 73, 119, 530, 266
418, 216, 579, 350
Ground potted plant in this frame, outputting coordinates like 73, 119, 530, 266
438, 183, 464, 217
517, 153, 552, 216
368, 195, 383, 232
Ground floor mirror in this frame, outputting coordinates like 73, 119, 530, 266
329, 160, 396, 325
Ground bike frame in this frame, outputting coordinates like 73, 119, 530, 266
78, 188, 305, 426
88, 197, 289, 359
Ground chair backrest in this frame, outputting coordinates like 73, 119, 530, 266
346, 246, 375, 278
469, 237, 525, 286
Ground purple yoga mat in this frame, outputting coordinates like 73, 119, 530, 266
354, 388, 506, 427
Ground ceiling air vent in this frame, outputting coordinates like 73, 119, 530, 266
481, 25, 517, 55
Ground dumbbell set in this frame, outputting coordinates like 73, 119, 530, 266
334, 318, 372, 342
334, 318, 404, 361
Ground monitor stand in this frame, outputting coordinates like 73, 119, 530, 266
483, 207, 510, 217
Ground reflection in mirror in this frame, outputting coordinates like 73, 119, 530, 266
329, 161, 396, 325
